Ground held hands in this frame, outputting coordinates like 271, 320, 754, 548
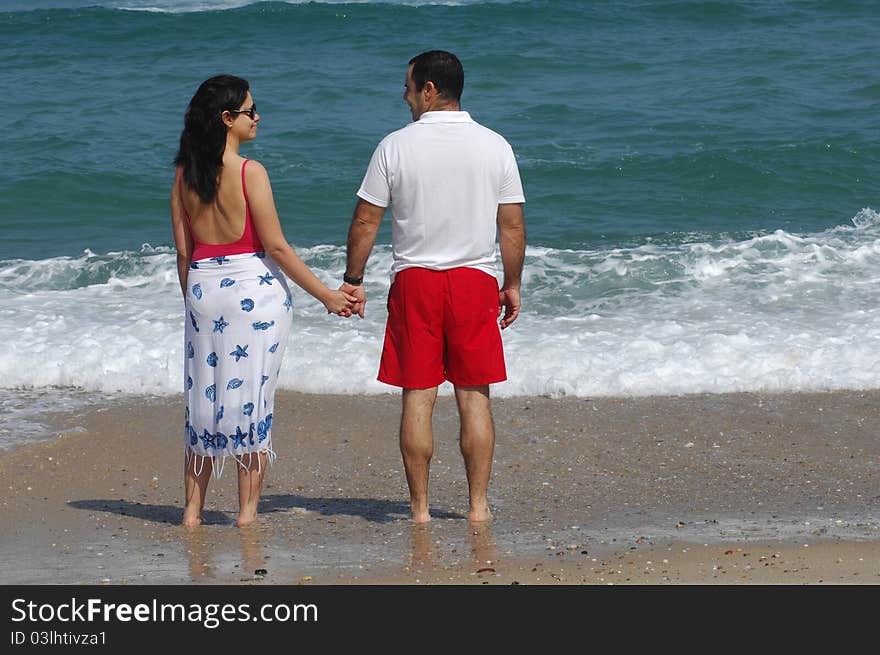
498, 287, 521, 329
324, 288, 359, 317
339, 282, 366, 318
332, 283, 512, 324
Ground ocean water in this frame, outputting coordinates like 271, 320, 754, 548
1, 0, 879, 445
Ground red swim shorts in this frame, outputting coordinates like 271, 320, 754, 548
378, 267, 507, 389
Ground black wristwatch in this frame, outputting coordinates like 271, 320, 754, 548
343, 273, 363, 286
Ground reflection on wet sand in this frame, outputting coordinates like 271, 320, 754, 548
408, 524, 435, 571
468, 522, 498, 573
407, 521, 500, 578
182, 526, 267, 583
182, 527, 214, 581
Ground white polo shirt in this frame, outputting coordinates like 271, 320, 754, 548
357, 111, 525, 281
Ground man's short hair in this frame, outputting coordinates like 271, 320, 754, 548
409, 50, 464, 101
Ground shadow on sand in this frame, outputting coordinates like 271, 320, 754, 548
68, 495, 465, 525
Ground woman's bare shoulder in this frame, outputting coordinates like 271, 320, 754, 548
244, 158, 269, 176
243, 159, 271, 191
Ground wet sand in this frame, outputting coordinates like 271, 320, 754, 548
1, 390, 878, 585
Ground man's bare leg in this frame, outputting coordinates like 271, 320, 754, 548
455, 385, 495, 522
183, 454, 212, 527
400, 387, 438, 523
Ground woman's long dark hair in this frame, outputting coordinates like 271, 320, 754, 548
174, 75, 249, 203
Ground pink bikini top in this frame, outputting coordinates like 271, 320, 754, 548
180, 159, 264, 261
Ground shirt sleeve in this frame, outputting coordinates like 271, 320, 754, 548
356, 141, 391, 208
499, 141, 525, 204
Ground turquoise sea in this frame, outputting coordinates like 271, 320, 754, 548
1, 0, 879, 443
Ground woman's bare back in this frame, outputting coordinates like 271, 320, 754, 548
180, 154, 248, 245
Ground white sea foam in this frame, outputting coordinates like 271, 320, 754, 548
112, 0, 513, 13
0, 389, 110, 451
115, 0, 254, 12
1, 209, 879, 399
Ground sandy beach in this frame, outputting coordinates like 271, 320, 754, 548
1, 390, 878, 585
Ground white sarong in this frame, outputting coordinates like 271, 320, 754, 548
183, 252, 292, 477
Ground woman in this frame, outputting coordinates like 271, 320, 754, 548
170, 75, 355, 527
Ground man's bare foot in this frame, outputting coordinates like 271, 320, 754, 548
468, 507, 493, 523
409, 496, 431, 523
411, 507, 431, 523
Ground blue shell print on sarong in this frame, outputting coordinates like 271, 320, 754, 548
257, 414, 273, 443
183, 252, 292, 478
187, 422, 198, 446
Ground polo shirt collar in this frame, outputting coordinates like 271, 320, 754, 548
417, 111, 473, 124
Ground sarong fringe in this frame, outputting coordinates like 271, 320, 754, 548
185, 445, 276, 480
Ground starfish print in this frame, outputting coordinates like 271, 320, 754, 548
231, 426, 248, 448
229, 344, 249, 362
213, 316, 229, 333
258, 272, 275, 286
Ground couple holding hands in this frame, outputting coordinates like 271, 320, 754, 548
171, 50, 526, 528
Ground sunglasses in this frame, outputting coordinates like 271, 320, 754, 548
229, 104, 257, 119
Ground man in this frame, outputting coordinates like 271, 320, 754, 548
341, 50, 526, 523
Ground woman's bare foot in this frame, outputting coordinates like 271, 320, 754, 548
181, 509, 202, 527
183, 453, 211, 527
236, 452, 267, 528
235, 510, 258, 527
